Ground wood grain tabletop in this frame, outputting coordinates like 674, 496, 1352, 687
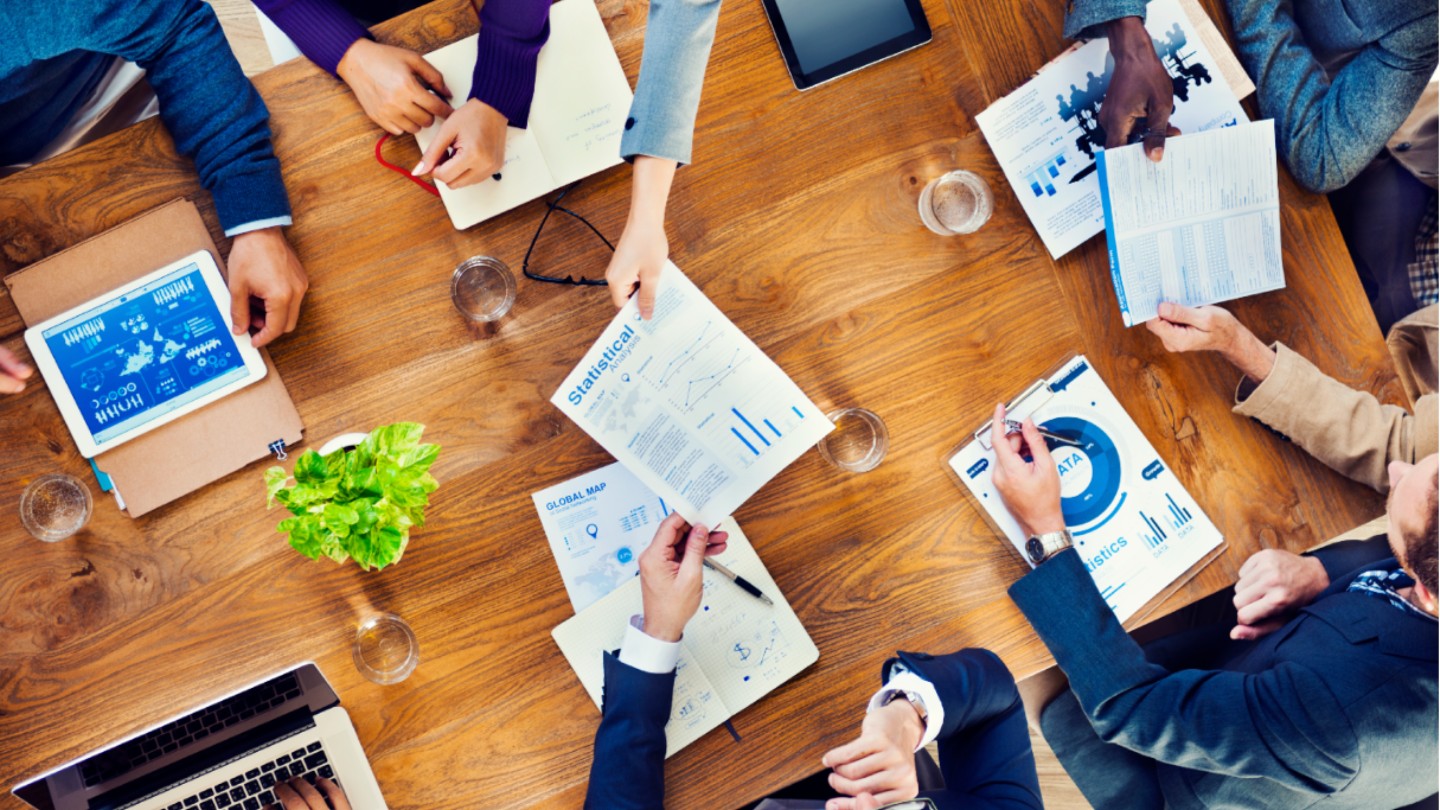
0, 0, 1399, 807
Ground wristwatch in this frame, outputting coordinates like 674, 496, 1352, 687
1026, 529, 1073, 564
881, 688, 929, 725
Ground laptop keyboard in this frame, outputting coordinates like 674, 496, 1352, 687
161, 741, 337, 810
82, 674, 304, 787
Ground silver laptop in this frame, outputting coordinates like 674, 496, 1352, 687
13, 664, 386, 810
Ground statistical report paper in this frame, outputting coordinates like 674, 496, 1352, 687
552, 262, 833, 527
1097, 120, 1284, 326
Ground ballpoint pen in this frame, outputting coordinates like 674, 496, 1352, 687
703, 558, 774, 606
1004, 418, 1082, 447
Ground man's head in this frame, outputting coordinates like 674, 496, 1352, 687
1386, 454, 1439, 615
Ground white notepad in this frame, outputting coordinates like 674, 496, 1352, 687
1097, 120, 1284, 326
552, 523, 819, 757
415, 0, 633, 229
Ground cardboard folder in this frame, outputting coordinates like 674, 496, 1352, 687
4, 199, 304, 517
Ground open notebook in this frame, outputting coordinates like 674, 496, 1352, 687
415, 0, 633, 229
552, 523, 819, 757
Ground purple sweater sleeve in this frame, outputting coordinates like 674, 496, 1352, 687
253, 0, 371, 76
470, 0, 550, 127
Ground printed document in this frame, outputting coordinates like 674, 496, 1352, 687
975, 0, 1251, 258
532, 461, 683, 611
552, 523, 819, 757
1097, 120, 1283, 326
949, 356, 1224, 622
415, 0, 632, 229
551, 262, 833, 528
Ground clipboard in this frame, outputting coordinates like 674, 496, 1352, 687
4, 199, 304, 517
945, 354, 1227, 626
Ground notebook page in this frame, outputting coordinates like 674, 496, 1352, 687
552, 566, 728, 757
414, 36, 556, 229
687, 523, 820, 715
527, 0, 633, 185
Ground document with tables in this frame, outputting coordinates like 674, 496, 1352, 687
552, 523, 819, 757
414, 0, 633, 229
975, 0, 1251, 258
551, 262, 833, 528
1097, 120, 1285, 326
948, 355, 1225, 622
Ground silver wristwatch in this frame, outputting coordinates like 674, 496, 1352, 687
1026, 529, 1073, 564
881, 688, 929, 724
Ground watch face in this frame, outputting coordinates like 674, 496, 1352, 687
1026, 536, 1046, 563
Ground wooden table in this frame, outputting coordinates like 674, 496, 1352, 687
0, 0, 1402, 806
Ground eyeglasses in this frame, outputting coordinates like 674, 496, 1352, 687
522, 181, 613, 286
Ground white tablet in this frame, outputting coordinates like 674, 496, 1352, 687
23, 250, 267, 458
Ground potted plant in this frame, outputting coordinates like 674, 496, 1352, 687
264, 422, 440, 571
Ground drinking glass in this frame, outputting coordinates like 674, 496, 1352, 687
817, 408, 889, 473
918, 170, 994, 235
353, 613, 419, 685
451, 256, 516, 322
20, 473, 92, 542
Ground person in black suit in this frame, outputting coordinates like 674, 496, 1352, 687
582, 513, 1043, 809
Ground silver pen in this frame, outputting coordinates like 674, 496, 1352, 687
703, 558, 774, 606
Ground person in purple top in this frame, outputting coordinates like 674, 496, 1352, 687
254, 0, 548, 189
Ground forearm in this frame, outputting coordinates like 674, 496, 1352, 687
253, 0, 371, 76
619, 0, 722, 165
470, 0, 551, 127
627, 156, 677, 229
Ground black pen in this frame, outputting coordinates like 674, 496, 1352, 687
703, 558, 774, 606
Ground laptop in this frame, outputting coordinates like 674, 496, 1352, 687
13, 664, 387, 810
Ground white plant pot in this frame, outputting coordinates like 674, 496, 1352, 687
318, 432, 370, 457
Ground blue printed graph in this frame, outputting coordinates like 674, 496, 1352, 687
1026, 153, 1067, 197
1164, 492, 1193, 529
725, 404, 807, 466
1138, 509, 1167, 550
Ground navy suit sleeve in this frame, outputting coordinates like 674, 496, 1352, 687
1009, 550, 1360, 793
897, 649, 1042, 810
584, 652, 674, 809
1306, 536, 1396, 586
14, 0, 290, 232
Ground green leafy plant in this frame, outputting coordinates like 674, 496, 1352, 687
265, 423, 440, 571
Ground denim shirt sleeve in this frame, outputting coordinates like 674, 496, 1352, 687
1226, 0, 1437, 192
619, 0, 723, 165
1063, 0, 1150, 42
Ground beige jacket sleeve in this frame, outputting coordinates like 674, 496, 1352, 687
1232, 343, 1439, 492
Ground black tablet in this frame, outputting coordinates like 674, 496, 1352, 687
760, 0, 932, 91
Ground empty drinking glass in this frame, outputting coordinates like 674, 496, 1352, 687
20, 473, 92, 542
918, 170, 994, 235
451, 256, 516, 322
817, 408, 889, 473
353, 613, 419, 685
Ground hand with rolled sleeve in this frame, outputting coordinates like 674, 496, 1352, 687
1100, 16, 1180, 161
606, 156, 676, 320
412, 98, 510, 190
264, 776, 350, 810
1146, 302, 1278, 382
337, 38, 453, 135
989, 403, 1065, 537
226, 227, 309, 349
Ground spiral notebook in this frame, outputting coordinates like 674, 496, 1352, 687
552, 523, 818, 757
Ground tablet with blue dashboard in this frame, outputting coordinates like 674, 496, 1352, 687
23, 250, 267, 458
760, 0, 931, 90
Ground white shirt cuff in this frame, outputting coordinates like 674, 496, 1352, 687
867, 669, 945, 750
224, 216, 293, 237
617, 615, 681, 675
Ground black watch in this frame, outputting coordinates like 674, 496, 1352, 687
1026, 529, 1073, 564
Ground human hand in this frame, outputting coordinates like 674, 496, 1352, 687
822, 700, 925, 808
336, 38, 452, 135
1101, 16, 1179, 161
606, 156, 677, 319
412, 99, 508, 189
264, 777, 351, 810
1146, 302, 1277, 382
638, 513, 728, 642
0, 345, 34, 394
1230, 549, 1329, 640
227, 227, 308, 348
989, 403, 1065, 537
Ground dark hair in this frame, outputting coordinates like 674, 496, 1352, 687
1405, 466, 1439, 594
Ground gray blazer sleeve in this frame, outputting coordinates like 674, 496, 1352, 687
619, 0, 722, 165
1063, 0, 1149, 41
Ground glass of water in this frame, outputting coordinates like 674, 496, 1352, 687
918, 170, 994, 235
451, 256, 516, 322
817, 408, 890, 473
353, 613, 419, 685
20, 473, 92, 542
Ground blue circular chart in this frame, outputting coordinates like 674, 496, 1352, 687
1042, 416, 1122, 526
